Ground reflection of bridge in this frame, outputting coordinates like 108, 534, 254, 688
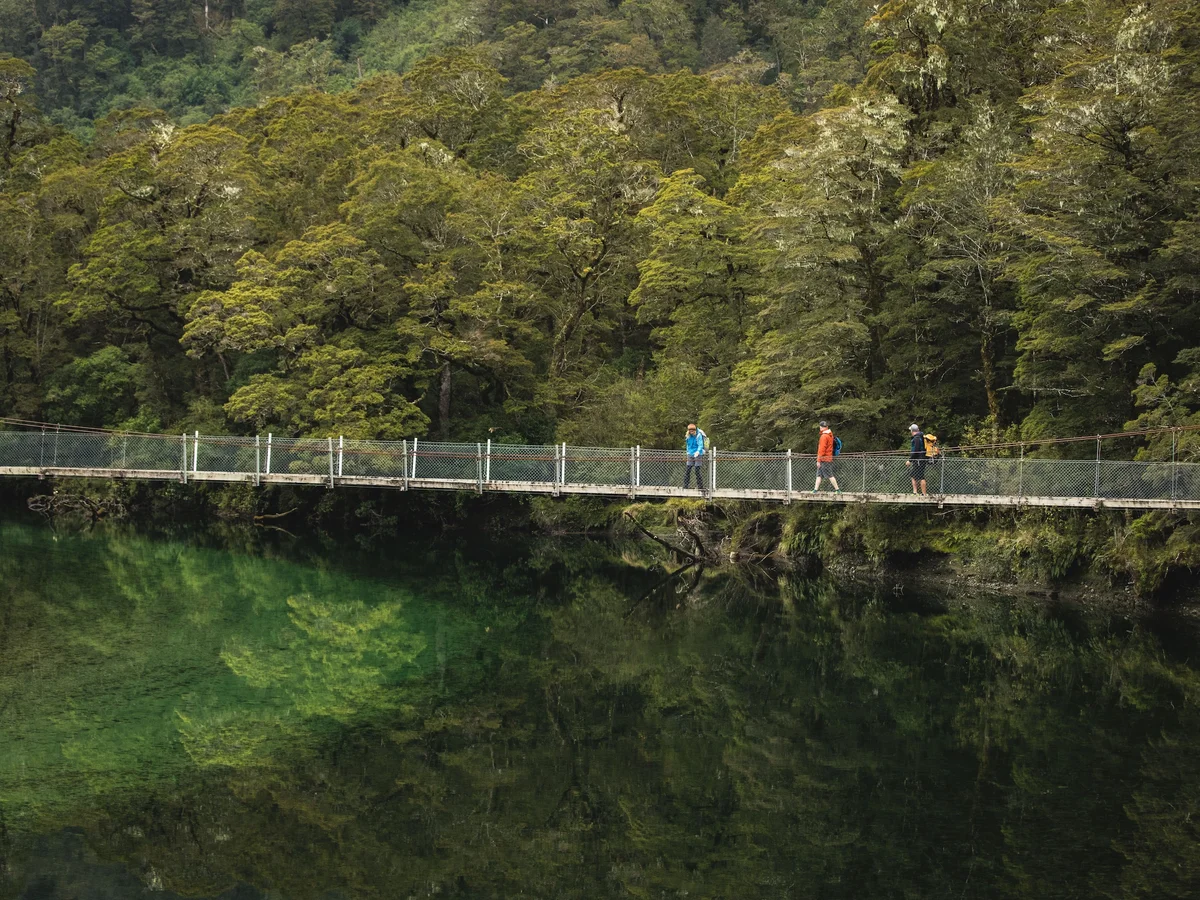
1, 420, 1198, 510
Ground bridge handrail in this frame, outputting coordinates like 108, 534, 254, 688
2, 418, 1198, 506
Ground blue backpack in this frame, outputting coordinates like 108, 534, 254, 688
833, 435, 842, 456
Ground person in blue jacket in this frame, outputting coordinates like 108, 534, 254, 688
684, 423, 706, 490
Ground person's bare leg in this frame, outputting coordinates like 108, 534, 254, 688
920, 479, 928, 495
912, 477, 919, 494
814, 476, 822, 491
831, 476, 840, 491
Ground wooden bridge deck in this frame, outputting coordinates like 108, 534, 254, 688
4, 466, 1197, 511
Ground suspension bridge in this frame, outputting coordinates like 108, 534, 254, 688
1, 420, 1198, 510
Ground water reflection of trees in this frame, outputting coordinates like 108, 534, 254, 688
1, 523, 1198, 898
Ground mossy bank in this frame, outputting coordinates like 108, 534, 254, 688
6, 477, 1198, 606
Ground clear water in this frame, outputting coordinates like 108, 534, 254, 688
1, 520, 1197, 899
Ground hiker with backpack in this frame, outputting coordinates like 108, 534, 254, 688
812, 420, 842, 493
683, 423, 707, 491
906, 423, 938, 496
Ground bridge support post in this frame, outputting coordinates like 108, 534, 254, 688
939, 448, 945, 496
552, 443, 560, 496
861, 452, 866, 494
477, 442, 483, 494
786, 449, 792, 503
1094, 436, 1102, 498
636, 445, 641, 491
181, 433, 187, 484
485, 438, 491, 484
1172, 428, 1178, 501
709, 448, 716, 501
1018, 444, 1024, 498
338, 436, 343, 478
193, 431, 199, 475
411, 438, 418, 480
631, 446, 637, 498
255, 436, 261, 486
266, 433, 272, 475
561, 442, 567, 487
403, 439, 409, 490
328, 437, 335, 488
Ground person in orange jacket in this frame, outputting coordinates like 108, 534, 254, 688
812, 420, 841, 493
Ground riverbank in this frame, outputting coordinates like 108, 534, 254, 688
4, 474, 1197, 606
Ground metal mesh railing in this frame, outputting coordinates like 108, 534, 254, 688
2, 421, 1200, 505
487, 444, 557, 484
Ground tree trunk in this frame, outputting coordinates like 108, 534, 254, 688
438, 362, 452, 439
981, 329, 1001, 441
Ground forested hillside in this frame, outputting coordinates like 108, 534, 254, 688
1, 0, 1198, 456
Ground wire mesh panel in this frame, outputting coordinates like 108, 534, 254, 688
1175, 462, 1200, 501
267, 437, 331, 477
1098, 461, 1172, 500
940, 456, 1019, 496
861, 456, 922, 494
122, 434, 184, 472
0, 429, 47, 466
193, 435, 257, 475
488, 445, 557, 485
341, 440, 408, 478
639, 449, 700, 489
1020, 459, 1098, 498
717, 451, 790, 492
410, 441, 478, 482
43, 432, 119, 469
564, 446, 631, 487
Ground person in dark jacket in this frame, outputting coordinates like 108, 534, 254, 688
683, 423, 705, 490
906, 423, 928, 495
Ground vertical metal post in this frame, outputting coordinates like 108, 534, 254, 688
266, 433, 272, 475
39, 425, 45, 467
1171, 427, 1178, 501
861, 452, 867, 494
53, 424, 59, 465
338, 435, 344, 477
552, 443, 560, 494
121, 434, 127, 470
181, 433, 187, 484
328, 436, 335, 488
710, 447, 717, 496
193, 430, 199, 474
939, 448, 946, 496
255, 435, 261, 486
561, 442, 567, 486
411, 437, 418, 479
402, 439, 409, 489
636, 445, 641, 488
786, 449, 793, 503
1018, 444, 1024, 498
485, 438, 491, 483
477, 442, 483, 493
1094, 436, 1102, 498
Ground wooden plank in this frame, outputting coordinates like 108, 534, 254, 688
1, 467, 1198, 510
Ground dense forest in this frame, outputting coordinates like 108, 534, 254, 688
1, 0, 1197, 458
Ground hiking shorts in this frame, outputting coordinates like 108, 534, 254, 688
816, 462, 835, 479
910, 458, 928, 480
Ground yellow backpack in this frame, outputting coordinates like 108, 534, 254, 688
923, 433, 940, 458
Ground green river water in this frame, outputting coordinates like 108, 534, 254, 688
1, 518, 1198, 899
